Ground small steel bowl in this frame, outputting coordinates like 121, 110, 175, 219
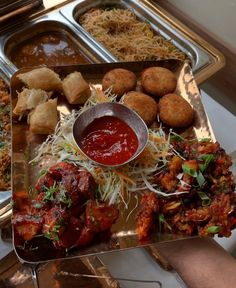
73, 102, 149, 167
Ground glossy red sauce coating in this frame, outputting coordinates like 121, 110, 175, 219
79, 116, 138, 165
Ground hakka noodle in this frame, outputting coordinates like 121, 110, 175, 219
79, 8, 186, 62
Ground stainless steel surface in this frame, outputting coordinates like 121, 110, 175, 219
0, 191, 11, 208
11, 59, 215, 264
0, 251, 122, 287
57, 271, 162, 287
0, 0, 42, 16
30, 265, 40, 288
0, 11, 115, 80
73, 102, 149, 167
60, 0, 225, 84
0, 0, 43, 24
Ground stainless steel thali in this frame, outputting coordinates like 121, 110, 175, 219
11, 59, 215, 264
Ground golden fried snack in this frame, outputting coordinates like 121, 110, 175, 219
62, 71, 91, 104
102, 68, 137, 97
13, 88, 50, 117
17, 67, 61, 91
159, 93, 194, 128
29, 98, 58, 134
141, 67, 177, 97
122, 91, 158, 126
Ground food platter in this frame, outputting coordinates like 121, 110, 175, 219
10, 59, 222, 264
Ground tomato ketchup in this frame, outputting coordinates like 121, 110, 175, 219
79, 116, 138, 165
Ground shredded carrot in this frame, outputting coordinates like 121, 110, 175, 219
114, 170, 136, 186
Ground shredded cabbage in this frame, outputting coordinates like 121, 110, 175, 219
30, 87, 187, 205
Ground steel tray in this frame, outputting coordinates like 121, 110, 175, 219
11, 60, 215, 264
60, 0, 225, 84
0, 11, 115, 80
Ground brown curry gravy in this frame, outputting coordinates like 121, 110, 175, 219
10, 32, 90, 68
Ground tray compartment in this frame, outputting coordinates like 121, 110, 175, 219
60, 0, 225, 84
0, 12, 115, 78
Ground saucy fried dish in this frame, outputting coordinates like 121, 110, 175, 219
12, 162, 119, 250
137, 138, 236, 240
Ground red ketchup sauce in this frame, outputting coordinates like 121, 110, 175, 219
79, 116, 138, 165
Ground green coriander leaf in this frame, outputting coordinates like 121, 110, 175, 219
44, 182, 57, 201
44, 232, 59, 241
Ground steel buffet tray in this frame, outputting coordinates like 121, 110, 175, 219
0, 10, 114, 81
11, 59, 215, 264
60, 0, 225, 84
0, 0, 224, 84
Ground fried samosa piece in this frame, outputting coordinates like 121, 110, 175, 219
62, 71, 91, 104
17, 67, 61, 91
29, 98, 58, 134
13, 88, 50, 117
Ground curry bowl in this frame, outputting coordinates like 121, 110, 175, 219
73, 102, 149, 167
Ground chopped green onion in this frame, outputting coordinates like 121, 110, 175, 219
197, 191, 211, 206
207, 226, 221, 234
199, 154, 215, 172
182, 164, 198, 177
199, 138, 211, 142
196, 171, 206, 187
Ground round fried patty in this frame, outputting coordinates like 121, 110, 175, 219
102, 68, 137, 97
141, 67, 177, 97
159, 93, 194, 128
122, 91, 158, 126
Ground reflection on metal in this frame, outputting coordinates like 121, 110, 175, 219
0, 253, 122, 287
57, 271, 162, 288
